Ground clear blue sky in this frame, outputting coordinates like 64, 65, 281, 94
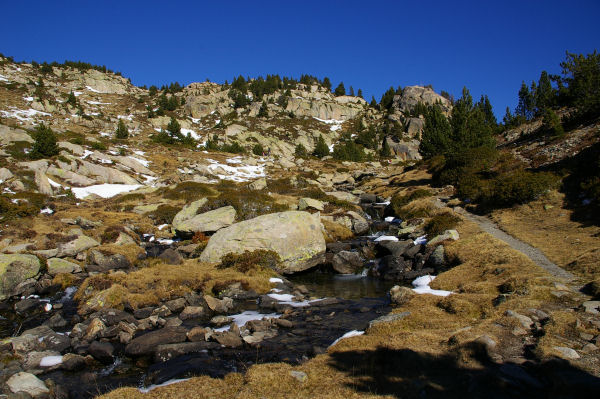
1, 0, 598, 117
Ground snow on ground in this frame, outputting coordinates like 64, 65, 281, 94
329, 330, 364, 347
267, 293, 320, 308
206, 158, 266, 182
80, 150, 94, 159
413, 235, 427, 245
73, 91, 82, 97
374, 235, 399, 242
133, 150, 145, 156
23, 96, 34, 102
411, 275, 452, 297
328, 144, 335, 153
39, 355, 63, 367
47, 178, 62, 188
0, 74, 9, 82
100, 132, 112, 137
0, 107, 51, 122
190, 117, 202, 124
71, 184, 142, 199
269, 277, 284, 284
157, 224, 169, 230
139, 379, 190, 393
118, 114, 133, 121
181, 128, 201, 140
40, 207, 54, 215
128, 156, 150, 167
85, 85, 101, 93
143, 174, 158, 184
215, 311, 281, 332
86, 100, 111, 105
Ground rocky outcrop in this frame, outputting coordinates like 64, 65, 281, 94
174, 206, 236, 238
0, 254, 41, 300
393, 85, 452, 114
200, 211, 326, 273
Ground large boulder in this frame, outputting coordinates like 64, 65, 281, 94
199, 211, 326, 274
87, 250, 131, 272
0, 254, 41, 300
6, 372, 49, 397
46, 258, 82, 276
174, 206, 236, 238
331, 251, 363, 274
172, 198, 208, 227
56, 235, 100, 257
125, 326, 188, 356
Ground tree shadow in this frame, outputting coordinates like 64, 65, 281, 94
328, 343, 600, 398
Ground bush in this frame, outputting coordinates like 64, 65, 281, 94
147, 204, 181, 224
217, 250, 281, 273
162, 181, 216, 201
115, 119, 129, 139
252, 143, 264, 156
332, 141, 366, 162
424, 213, 461, 237
542, 109, 564, 138
313, 135, 329, 158
30, 124, 59, 159
0, 196, 39, 220
295, 143, 307, 158
220, 141, 245, 154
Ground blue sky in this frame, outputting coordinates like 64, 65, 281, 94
1, 0, 598, 117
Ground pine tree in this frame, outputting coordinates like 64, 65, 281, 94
380, 137, 391, 158
295, 143, 307, 158
30, 124, 59, 159
516, 81, 534, 119
349, 86, 355, 96
370, 96, 378, 108
334, 82, 346, 96
419, 105, 452, 158
66, 91, 78, 107
357, 89, 363, 98
322, 77, 332, 91
379, 87, 396, 110
313, 135, 329, 158
535, 70, 554, 114
115, 119, 129, 139
257, 101, 268, 117
502, 106, 514, 126
167, 117, 182, 140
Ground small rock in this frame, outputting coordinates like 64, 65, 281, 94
84, 318, 106, 341
290, 370, 307, 382
389, 286, 415, 306
180, 306, 205, 320
369, 312, 411, 328
214, 331, 242, 348
6, 372, 49, 397
582, 301, 600, 315
187, 327, 208, 342
61, 353, 87, 371
210, 315, 233, 327
582, 343, 598, 353
553, 346, 580, 360
475, 335, 497, 351
204, 295, 233, 313
274, 318, 293, 328
158, 248, 183, 265
87, 341, 114, 364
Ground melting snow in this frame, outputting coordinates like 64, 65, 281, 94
374, 235, 398, 242
73, 91, 82, 97
86, 100, 111, 105
267, 293, 320, 308
128, 156, 150, 167
40, 207, 54, 215
215, 311, 281, 332
139, 378, 190, 393
39, 355, 63, 367
118, 114, 133, 121
23, 96, 34, 102
133, 150, 145, 156
181, 128, 200, 140
71, 184, 142, 199
411, 275, 452, 297
0, 107, 51, 122
47, 177, 62, 188
157, 224, 169, 230
329, 330, 364, 347
0, 74, 9, 82
269, 277, 283, 283
206, 159, 266, 182
80, 150, 94, 159
413, 235, 427, 245
85, 85, 101, 93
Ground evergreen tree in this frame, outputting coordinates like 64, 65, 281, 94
313, 135, 330, 158
66, 91, 78, 107
167, 117, 182, 140
295, 143, 307, 158
357, 89, 363, 98
257, 101, 268, 117
449, 87, 495, 151
542, 109, 564, 138
252, 143, 264, 156
419, 105, 452, 158
115, 119, 129, 139
370, 96, 378, 108
379, 87, 396, 110
148, 85, 158, 96
30, 124, 59, 159
558, 50, 600, 116
380, 137, 391, 158
502, 106, 514, 126
349, 86, 355, 96
322, 77, 332, 91
334, 82, 346, 96
535, 70, 554, 114
516, 81, 534, 119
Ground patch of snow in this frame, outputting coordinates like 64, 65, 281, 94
329, 330, 364, 347
0, 74, 9, 82
60, 287, 77, 302
330, 124, 341, 132
23, 96, 34, 102
85, 85, 101, 93
80, 150, 94, 159
226, 157, 243, 164
139, 378, 190, 393
267, 293, 320, 308
205, 159, 266, 182
133, 150, 145, 156
156, 238, 174, 245
128, 156, 150, 167
215, 311, 281, 332
314, 117, 344, 125
413, 235, 427, 245
39, 355, 63, 367
71, 184, 142, 199
190, 117, 202, 124
47, 177, 62, 188
384, 216, 395, 222
374, 235, 398, 242
328, 143, 335, 153
73, 91, 82, 97
157, 224, 169, 230
40, 207, 54, 215
375, 201, 390, 206
269, 277, 283, 283
100, 132, 112, 137
411, 275, 452, 297
0, 107, 51, 122
118, 114, 133, 121
86, 100, 110, 105
181, 128, 200, 140
214, 119, 221, 125
142, 174, 157, 184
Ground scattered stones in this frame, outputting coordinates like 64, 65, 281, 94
6, 372, 49, 397
46, 257, 82, 276
553, 346, 580, 360
125, 326, 188, 356
158, 248, 183, 265
87, 249, 131, 272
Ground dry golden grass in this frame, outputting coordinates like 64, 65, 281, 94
76, 258, 276, 312
491, 190, 600, 280
101, 217, 586, 399
321, 218, 354, 242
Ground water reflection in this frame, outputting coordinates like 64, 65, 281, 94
288, 271, 396, 299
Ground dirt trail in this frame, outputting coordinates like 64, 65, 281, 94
436, 200, 576, 282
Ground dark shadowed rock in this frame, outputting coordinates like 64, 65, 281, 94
158, 248, 183, 265
125, 326, 188, 356
88, 341, 114, 364
332, 251, 363, 274
87, 250, 130, 272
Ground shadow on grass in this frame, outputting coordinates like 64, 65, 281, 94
328, 342, 600, 398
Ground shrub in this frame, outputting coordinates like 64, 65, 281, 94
30, 124, 59, 159
313, 135, 329, 158
295, 143, 307, 158
162, 181, 216, 201
332, 141, 366, 162
424, 213, 461, 237
0, 196, 38, 220
100, 225, 125, 244
220, 141, 245, 154
147, 204, 181, 224
115, 119, 129, 139
217, 250, 281, 273
252, 143, 264, 156
542, 109, 564, 138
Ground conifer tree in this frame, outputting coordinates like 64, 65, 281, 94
167, 117, 182, 140
334, 82, 346, 96
419, 105, 452, 158
313, 135, 329, 158
349, 86, 355, 96
535, 70, 554, 114
115, 119, 129, 139
516, 82, 534, 119
357, 89, 363, 98
322, 77, 332, 91
370, 96, 378, 108
30, 124, 59, 159
257, 101, 268, 117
